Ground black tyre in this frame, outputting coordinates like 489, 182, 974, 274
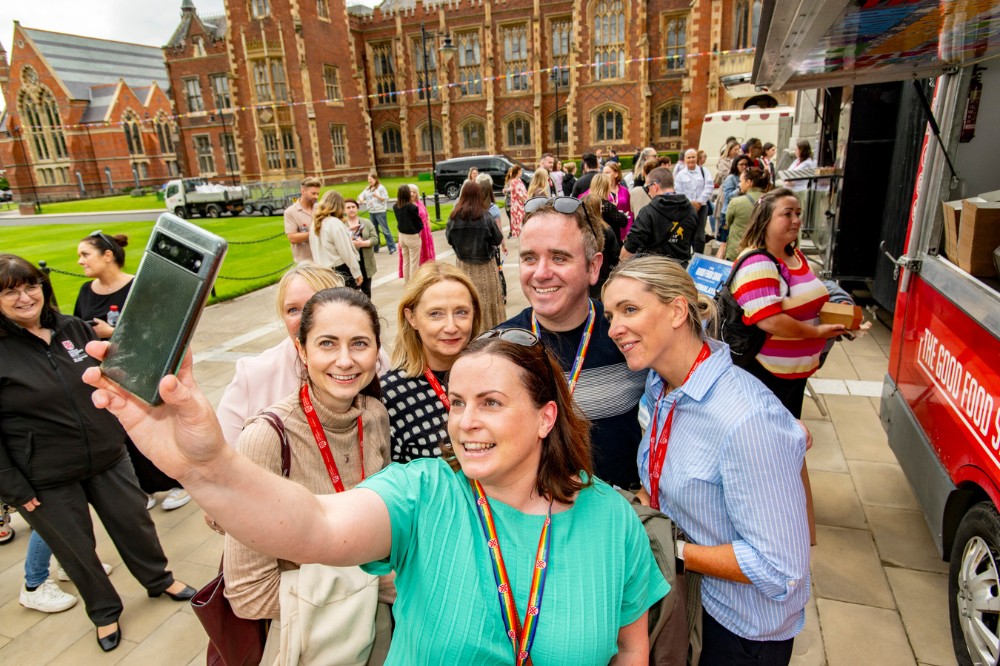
260, 205, 273, 217
173, 206, 187, 219
950, 501, 1000, 666
243, 204, 255, 214
206, 204, 222, 219
444, 182, 460, 199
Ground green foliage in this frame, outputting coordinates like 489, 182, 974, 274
0, 177, 9, 189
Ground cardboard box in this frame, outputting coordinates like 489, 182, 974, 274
941, 200, 962, 263
959, 198, 1000, 276
820, 302, 864, 329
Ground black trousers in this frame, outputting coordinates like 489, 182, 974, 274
745, 357, 808, 418
693, 204, 709, 255
18, 456, 175, 626
701, 609, 794, 666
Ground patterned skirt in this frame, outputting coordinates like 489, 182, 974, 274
457, 258, 506, 330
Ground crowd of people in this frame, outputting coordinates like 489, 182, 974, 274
0, 136, 841, 664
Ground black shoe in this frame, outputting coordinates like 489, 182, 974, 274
149, 584, 197, 601
97, 624, 121, 652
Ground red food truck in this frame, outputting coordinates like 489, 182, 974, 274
754, 2, 1000, 664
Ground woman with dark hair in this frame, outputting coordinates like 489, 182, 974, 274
603, 256, 811, 666
393, 185, 424, 284
446, 181, 505, 328
722, 166, 771, 261
345, 198, 378, 297
84, 328, 668, 665
0, 254, 194, 652
786, 140, 817, 208
310, 190, 364, 288
224, 287, 392, 662
503, 165, 527, 237
76, 231, 190, 510
761, 142, 778, 184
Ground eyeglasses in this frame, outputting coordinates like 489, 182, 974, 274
89, 230, 117, 251
524, 196, 584, 217
1, 283, 43, 302
476, 327, 539, 347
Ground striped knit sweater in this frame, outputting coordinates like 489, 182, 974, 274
731, 248, 829, 379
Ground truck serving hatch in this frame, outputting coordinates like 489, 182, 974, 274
753, 0, 1000, 92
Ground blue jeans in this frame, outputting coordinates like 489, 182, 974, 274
25, 530, 52, 588
370, 212, 396, 252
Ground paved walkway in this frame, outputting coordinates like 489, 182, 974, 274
0, 229, 956, 665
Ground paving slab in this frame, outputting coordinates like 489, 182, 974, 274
814, 345, 859, 381
817, 598, 916, 666
849, 460, 922, 512
811, 471, 868, 530
116, 611, 206, 666
791, 593, 826, 666
826, 395, 896, 463
804, 419, 849, 473
812, 525, 895, 609
867, 505, 948, 574
885, 568, 954, 666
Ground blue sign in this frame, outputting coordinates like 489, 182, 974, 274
687, 255, 733, 298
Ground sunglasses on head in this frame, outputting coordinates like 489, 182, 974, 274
476, 327, 540, 347
523, 196, 584, 217
89, 230, 117, 251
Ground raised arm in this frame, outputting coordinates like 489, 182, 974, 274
82, 343, 391, 567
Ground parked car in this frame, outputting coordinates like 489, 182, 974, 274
435, 154, 531, 199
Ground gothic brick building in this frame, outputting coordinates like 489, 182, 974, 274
0, 24, 181, 203
165, 0, 789, 183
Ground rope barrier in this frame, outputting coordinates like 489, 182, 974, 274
225, 231, 288, 245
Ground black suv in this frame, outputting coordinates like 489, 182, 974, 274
435, 154, 531, 199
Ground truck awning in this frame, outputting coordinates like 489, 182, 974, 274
753, 0, 1000, 91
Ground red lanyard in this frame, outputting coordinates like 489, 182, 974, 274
299, 384, 364, 492
648, 344, 711, 510
423, 367, 450, 411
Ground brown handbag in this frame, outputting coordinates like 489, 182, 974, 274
192, 411, 290, 666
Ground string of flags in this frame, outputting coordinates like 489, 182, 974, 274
16, 47, 756, 133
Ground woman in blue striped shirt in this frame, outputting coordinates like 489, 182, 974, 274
603, 256, 811, 666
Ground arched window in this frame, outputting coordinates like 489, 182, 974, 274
594, 107, 625, 142
418, 122, 443, 153
657, 102, 682, 138
505, 115, 532, 148
592, 0, 626, 80
461, 119, 486, 151
17, 81, 68, 163
552, 111, 568, 144
379, 125, 402, 154
156, 114, 176, 154
734, 0, 762, 50
122, 113, 144, 155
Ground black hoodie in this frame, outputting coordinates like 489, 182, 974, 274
0, 314, 127, 506
622, 192, 698, 262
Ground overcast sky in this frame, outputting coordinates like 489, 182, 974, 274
1, 0, 380, 111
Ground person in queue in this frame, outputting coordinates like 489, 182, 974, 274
498, 197, 646, 490
408, 183, 436, 266
503, 164, 528, 238
601, 161, 632, 239
570, 152, 600, 198
446, 181, 505, 329
628, 158, 660, 220
722, 166, 770, 261
392, 185, 424, 284
75, 231, 189, 510
345, 198, 378, 298
603, 256, 811, 665
526, 167, 551, 199
0, 255, 194, 653
583, 174, 623, 296
310, 190, 364, 288
381, 262, 482, 462
562, 161, 578, 196
224, 287, 392, 662
620, 167, 698, 265
83, 334, 668, 664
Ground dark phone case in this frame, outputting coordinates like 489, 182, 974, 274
101, 214, 227, 405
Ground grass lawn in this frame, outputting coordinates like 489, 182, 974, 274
36, 193, 163, 214
2, 204, 454, 313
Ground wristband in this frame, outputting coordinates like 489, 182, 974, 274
675, 540, 685, 561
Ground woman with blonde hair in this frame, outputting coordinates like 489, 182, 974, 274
526, 167, 551, 198
503, 165, 527, 237
631, 147, 657, 187
601, 161, 632, 239
381, 262, 483, 462
309, 190, 363, 288
603, 256, 811, 665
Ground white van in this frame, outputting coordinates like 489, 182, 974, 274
698, 106, 795, 174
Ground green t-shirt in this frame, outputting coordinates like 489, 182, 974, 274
359, 458, 669, 664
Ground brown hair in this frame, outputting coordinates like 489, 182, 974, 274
743, 167, 770, 190
313, 190, 345, 234
602, 161, 623, 187
81, 232, 129, 267
301, 177, 321, 189
367, 173, 380, 188
396, 184, 412, 209
522, 199, 604, 260
504, 164, 522, 186
738, 187, 799, 255
450, 181, 485, 221
0, 254, 60, 335
441, 338, 594, 504
586, 173, 613, 223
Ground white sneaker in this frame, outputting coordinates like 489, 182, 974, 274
161, 488, 191, 511
146, 495, 156, 510
56, 562, 112, 582
19, 580, 78, 613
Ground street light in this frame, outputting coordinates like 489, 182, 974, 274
551, 66, 563, 162
420, 23, 456, 222
9, 123, 42, 213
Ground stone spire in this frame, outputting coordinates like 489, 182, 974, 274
181, 0, 196, 13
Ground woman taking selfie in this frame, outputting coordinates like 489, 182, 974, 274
381, 262, 482, 462
224, 287, 392, 662
85, 331, 668, 665
603, 256, 811, 665
0, 255, 194, 653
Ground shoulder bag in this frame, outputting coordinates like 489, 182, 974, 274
192, 411, 290, 666
714, 249, 783, 368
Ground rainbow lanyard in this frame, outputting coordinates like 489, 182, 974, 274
470, 479, 552, 666
530, 300, 595, 395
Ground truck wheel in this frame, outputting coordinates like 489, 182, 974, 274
260, 205, 273, 217
173, 206, 187, 219
243, 204, 254, 214
206, 204, 222, 219
444, 183, 460, 200
950, 501, 1000, 666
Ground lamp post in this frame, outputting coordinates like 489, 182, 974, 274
551, 66, 562, 162
420, 23, 456, 222
212, 110, 237, 186
10, 123, 42, 213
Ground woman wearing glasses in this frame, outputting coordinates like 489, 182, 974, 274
0, 254, 195, 652
85, 326, 668, 664
602, 257, 811, 665
75, 231, 191, 512
446, 181, 505, 329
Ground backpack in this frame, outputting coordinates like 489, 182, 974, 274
714, 249, 783, 367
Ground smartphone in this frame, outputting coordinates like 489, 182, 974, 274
101, 214, 227, 405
